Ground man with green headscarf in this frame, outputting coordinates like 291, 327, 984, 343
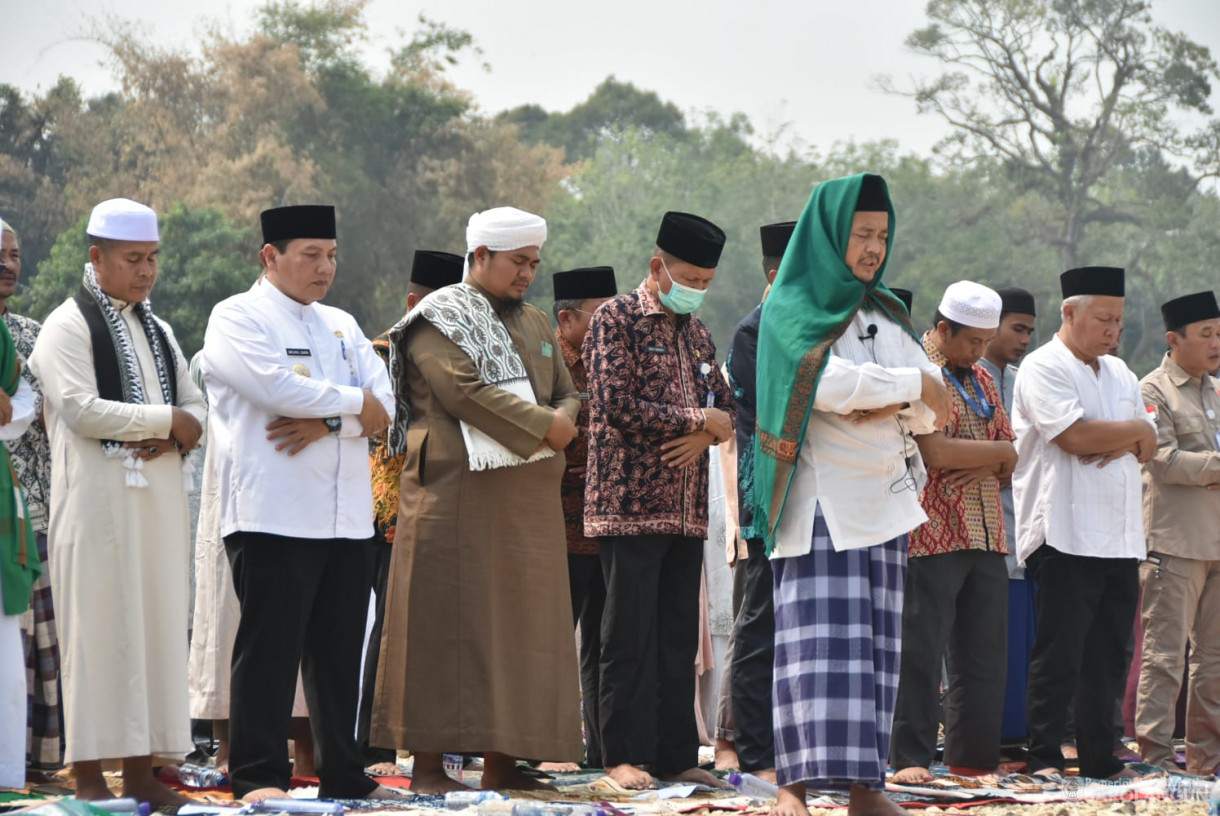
753, 175, 951, 816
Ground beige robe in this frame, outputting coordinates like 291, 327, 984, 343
372, 288, 583, 760
29, 297, 207, 763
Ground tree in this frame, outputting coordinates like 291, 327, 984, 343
887, 0, 1219, 269
24, 205, 259, 356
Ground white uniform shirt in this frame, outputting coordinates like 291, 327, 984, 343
202, 278, 394, 540
1011, 334, 1150, 562
772, 310, 940, 557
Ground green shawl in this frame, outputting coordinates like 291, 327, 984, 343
752, 173, 918, 554
0, 317, 36, 616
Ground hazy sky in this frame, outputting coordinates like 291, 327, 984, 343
8, 0, 1220, 158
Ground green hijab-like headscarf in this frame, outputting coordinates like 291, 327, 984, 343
752, 173, 917, 554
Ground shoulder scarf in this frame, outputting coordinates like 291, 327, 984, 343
0, 318, 37, 614
752, 173, 919, 554
385, 282, 554, 471
73, 263, 190, 489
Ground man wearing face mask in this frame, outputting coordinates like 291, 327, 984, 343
583, 212, 736, 791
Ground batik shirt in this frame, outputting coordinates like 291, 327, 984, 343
3, 311, 50, 533
583, 280, 736, 539
558, 329, 598, 555
909, 332, 1013, 558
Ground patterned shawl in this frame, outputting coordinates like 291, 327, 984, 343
0, 318, 36, 615
752, 173, 917, 554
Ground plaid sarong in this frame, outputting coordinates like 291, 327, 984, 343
20, 532, 62, 770
772, 505, 906, 790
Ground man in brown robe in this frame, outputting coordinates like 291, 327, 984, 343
373, 207, 582, 793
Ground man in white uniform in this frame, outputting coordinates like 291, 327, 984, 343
202, 205, 394, 802
29, 198, 206, 804
1012, 266, 1156, 780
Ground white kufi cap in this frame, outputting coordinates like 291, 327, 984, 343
465, 206, 547, 254
86, 198, 159, 242
938, 280, 1002, 330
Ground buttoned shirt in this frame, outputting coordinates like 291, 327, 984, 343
202, 277, 394, 540
1011, 334, 1151, 562
771, 310, 941, 558
1140, 354, 1220, 561
909, 334, 1013, 558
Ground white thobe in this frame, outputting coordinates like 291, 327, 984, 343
202, 278, 393, 541
1011, 334, 1151, 563
0, 379, 39, 787
772, 311, 940, 557
29, 297, 206, 763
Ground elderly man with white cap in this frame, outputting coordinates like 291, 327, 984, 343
28, 198, 207, 804
372, 207, 582, 793
889, 281, 1017, 784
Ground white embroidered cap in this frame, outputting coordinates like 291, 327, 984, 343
938, 281, 1002, 330
86, 198, 160, 242
466, 207, 547, 254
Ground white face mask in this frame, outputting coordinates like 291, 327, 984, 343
658, 257, 707, 314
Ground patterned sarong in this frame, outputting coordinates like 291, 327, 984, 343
772, 504, 906, 790
20, 532, 61, 769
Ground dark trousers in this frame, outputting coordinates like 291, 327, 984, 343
225, 532, 378, 799
568, 552, 607, 767
730, 539, 775, 771
891, 549, 1009, 770
598, 534, 703, 774
358, 540, 396, 766
1024, 545, 1138, 779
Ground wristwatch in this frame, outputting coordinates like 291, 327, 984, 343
323, 416, 342, 434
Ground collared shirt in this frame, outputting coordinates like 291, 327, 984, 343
909, 334, 1013, 558
1011, 334, 1150, 562
771, 310, 941, 558
1140, 353, 1220, 561
979, 356, 1023, 577
558, 329, 598, 555
202, 277, 394, 540
583, 280, 736, 539
2, 311, 51, 533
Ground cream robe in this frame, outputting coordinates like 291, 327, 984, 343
30, 297, 207, 763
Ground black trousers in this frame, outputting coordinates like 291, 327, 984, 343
598, 534, 703, 773
358, 540, 396, 766
729, 538, 775, 771
1024, 545, 1138, 779
225, 531, 378, 799
891, 549, 1009, 770
569, 553, 607, 767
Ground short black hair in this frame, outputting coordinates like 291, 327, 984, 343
552, 297, 582, 322
933, 310, 968, 336
269, 239, 291, 254
88, 235, 119, 253
762, 255, 783, 279
407, 282, 434, 300
466, 249, 497, 267
1168, 323, 1189, 338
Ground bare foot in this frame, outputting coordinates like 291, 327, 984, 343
366, 762, 402, 777
847, 786, 905, 816
891, 766, 932, 785
122, 777, 191, 808
771, 783, 808, 816
241, 787, 290, 804
536, 761, 581, 773
1060, 744, 1078, 760
1107, 766, 1139, 780
714, 739, 740, 772
367, 785, 410, 798
72, 780, 119, 802
753, 768, 778, 785
409, 767, 467, 795
658, 767, 732, 789
606, 763, 654, 790
1030, 767, 1062, 779
72, 761, 118, 801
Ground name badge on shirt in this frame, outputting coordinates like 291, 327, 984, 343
287, 348, 312, 357
646, 344, 669, 354
541, 341, 553, 358
579, 392, 590, 401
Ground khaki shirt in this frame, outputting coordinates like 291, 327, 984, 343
1141, 354, 1220, 560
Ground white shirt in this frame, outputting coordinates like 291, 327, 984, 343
771, 310, 940, 557
202, 278, 394, 540
1011, 334, 1150, 562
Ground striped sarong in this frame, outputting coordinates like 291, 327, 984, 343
20, 532, 62, 770
772, 505, 906, 790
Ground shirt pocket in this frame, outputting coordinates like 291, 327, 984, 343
1172, 413, 1210, 450
404, 426, 430, 485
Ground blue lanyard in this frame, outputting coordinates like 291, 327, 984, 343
942, 367, 994, 420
